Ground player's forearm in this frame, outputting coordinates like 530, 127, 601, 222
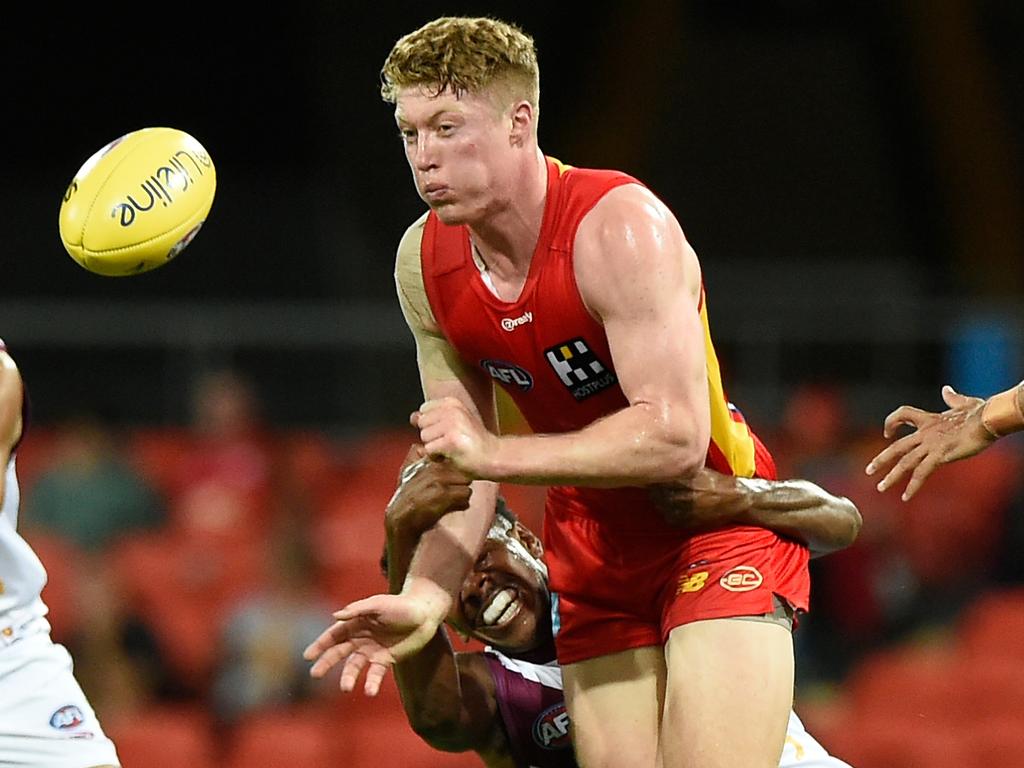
393, 629, 468, 742
385, 525, 420, 595
385, 510, 476, 740
404, 480, 499, 613
483, 404, 708, 486
738, 478, 862, 558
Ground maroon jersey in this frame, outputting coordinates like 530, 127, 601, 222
483, 648, 576, 768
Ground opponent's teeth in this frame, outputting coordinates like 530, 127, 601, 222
482, 588, 516, 625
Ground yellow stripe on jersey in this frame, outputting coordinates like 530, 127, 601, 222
548, 156, 573, 175
700, 293, 757, 477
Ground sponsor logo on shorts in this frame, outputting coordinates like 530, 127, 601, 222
533, 702, 572, 750
49, 705, 85, 730
501, 311, 533, 331
544, 338, 617, 401
719, 566, 764, 592
677, 570, 710, 594
480, 359, 534, 392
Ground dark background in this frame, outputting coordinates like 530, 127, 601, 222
5, 5, 1024, 765
2, 0, 1023, 431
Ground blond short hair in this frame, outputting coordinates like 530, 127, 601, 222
381, 16, 539, 112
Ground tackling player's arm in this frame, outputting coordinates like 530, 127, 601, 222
0, 345, 24, 507
307, 445, 510, 762
651, 469, 862, 558
418, 185, 711, 486
382, 450, 510, 764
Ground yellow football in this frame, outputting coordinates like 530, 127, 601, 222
58, 127, 216, 276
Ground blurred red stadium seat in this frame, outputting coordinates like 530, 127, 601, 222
346, 711, 485, 768
124, 427, 194, 499
224, 706, 338, 768
23, 529, 85, 643
821, 711, 972, 768
108, 529, 270, 692
968, 716, 1024, 765
104, 705, 216, 768
846, 643, 962, 724
12, 425, 59, 494
310, 482, 389, 605
956, 587, 1024, 664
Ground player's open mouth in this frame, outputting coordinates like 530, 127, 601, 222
480, 587, 521, 628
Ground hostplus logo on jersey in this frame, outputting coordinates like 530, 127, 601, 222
545, 337, 617, 401
481, 359, 534, 392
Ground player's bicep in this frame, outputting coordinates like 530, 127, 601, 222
576, 186, 709, 426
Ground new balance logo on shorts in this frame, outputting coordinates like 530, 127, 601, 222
544, 337, 617, 401
677, 571, 709, 594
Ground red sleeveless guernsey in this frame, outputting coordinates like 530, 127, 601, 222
421, 157, 776, 522
420, 157, 810, 662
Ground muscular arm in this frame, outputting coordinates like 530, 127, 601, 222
421, 185, 711, 486
383, 456, 508, 762
651, 469, 862, 558
395, 216, 500, 621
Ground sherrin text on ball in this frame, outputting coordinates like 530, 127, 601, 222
58, 127, 216, 276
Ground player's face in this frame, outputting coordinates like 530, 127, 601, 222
455, 521, 550, 653
395, 85, 519, 226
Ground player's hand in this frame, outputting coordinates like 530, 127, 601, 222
865, 385, 996, 501
303, 592, 444, 696
386, 450, 473, 539
649, 467, 752, 530
411, 397, 499, 477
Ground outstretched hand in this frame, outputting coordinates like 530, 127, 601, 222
865, 385, 996, 501
304, 592, 444, 696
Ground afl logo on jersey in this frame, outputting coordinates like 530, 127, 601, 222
481, 359, 534, 392
49, 705, 85, 730
533, 702, 572, 750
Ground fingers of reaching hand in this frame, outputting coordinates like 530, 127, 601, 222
882, 405, 930, 439
901, 454, 942, 501
941, 385, 962, 407
866, 429, 920, 478
362, 660, 391, 697
303, 621, 348, 663
339, 648, 393, 695
877, 441, 929, 495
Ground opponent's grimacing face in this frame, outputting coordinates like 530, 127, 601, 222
395, 85, 519, 225
454, 522, 550, 653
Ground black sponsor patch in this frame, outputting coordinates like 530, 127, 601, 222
544, 337, 617, 401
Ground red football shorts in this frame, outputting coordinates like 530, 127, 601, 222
543, 498, 811, 666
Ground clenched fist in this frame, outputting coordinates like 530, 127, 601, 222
411, 397, 499, 478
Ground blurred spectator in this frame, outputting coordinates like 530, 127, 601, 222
23, 412, 165, 551
168, 368, 284, 539
210, 517, 334, 725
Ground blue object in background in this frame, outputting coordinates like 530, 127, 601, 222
948, 314, 1019, 399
